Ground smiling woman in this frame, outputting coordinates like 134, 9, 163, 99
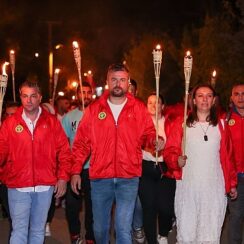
163, 84, 237, 244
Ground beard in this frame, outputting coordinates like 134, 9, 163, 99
84, 98, 92, 108
111, 86, 125, 97
78, 98, 92, 108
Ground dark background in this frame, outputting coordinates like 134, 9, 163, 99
0, 0, 243, 105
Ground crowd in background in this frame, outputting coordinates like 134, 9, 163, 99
0, 63, 243, 244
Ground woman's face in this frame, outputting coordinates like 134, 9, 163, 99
147, 95, 163, 116
193, 87, 215, 113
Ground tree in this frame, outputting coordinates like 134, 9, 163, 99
179, 0, 244, 107
124, 33, 183, 104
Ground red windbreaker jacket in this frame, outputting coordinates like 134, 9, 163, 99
227, 109, 244, 173
163, 117, 237, 193
0, 107, 71, 188
71, 91, 156, 179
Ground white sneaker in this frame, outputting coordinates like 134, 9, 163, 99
45, 223, 51, 237
157, 235, 168, 244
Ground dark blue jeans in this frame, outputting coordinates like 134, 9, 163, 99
228, 177, 244, 244
91, 177, 139, 244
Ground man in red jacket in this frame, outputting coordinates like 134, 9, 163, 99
228, 82, 244, 244
0, 81, 71, 244
71, 63, 163, 244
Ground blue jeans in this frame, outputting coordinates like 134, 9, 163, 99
132, 195, 143, 229
91, 177, 139, 244
8, 187, 54, 244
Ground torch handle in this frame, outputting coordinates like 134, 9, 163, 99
77, 68, 85, 111
155, 77, 160, 165
182, 91, 189, 155
12, 71, 16, 102
0, 100, 3, 126
51, 84, 57, 107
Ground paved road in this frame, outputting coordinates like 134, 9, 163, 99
0, 206, 242, 244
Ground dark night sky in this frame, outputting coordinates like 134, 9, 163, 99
0, 0, 222, 101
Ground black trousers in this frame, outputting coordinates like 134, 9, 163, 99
65, 169, 95, 241
47, 194, 55, 223
139, 160, 176, 244
0, 184, 10, 217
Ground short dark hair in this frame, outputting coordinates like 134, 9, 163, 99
77, 81, 92, 93
19, 81, 42, 94
129, 79, 137, 90
107, 63, 129, 74
5, 101, 19, 109
148, 92, 165, 104
232, 82, 244, 91
55, 95, 70, 102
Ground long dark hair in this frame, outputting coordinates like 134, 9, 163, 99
186, 84, 218, 127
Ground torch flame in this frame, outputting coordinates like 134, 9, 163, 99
72, 41, 79, 48
2, 62, 9, 75
54, 68, 60, 74
186, 51, 191, 56
156, 44, 161, 50
10, 50, 15, 54
212, 70, 216, 77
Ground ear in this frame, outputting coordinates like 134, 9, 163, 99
162, 104, 165, 111
193, 98, 196, 105
230, 95, 233, 103
213, 97, 216, 105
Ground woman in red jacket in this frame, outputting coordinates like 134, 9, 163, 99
163, 84, 237, 244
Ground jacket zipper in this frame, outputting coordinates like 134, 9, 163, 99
32, 122, 35, 192
241, 117, 244, 169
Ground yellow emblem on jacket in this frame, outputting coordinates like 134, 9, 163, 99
98, 112, 106, 120
15, 125, 24, 133
228, 119, 235, 126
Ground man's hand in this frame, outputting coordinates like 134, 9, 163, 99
71, 174, 81, 195
54, 179, 67, 198
154, 138, 165, 152
229, 187, 238, 200
178, 155, 187, 168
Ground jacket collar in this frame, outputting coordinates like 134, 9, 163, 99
14, 106, 49, 123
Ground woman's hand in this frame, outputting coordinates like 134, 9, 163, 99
178, 155, 187, 168
229, 187, 238, 200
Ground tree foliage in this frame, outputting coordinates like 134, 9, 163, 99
180, 0, 244, 107
124, 0, 244, 107
124, 33, 183, 104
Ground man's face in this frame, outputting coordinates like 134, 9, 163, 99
5, 106, 18, 117
128, 84, 137, 97
231, 85, 244, 110
57, 99, 70, 113
107, 70, 129, 97
20, 86, 42, 113
77, 86, 92, 108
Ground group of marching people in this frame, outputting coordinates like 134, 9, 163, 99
0, 62, 243, 244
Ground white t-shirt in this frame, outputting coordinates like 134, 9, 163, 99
107, 98, 127, 124
142, 116, 166, 162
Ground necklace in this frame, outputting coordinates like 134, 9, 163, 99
199, 122, 210, 141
